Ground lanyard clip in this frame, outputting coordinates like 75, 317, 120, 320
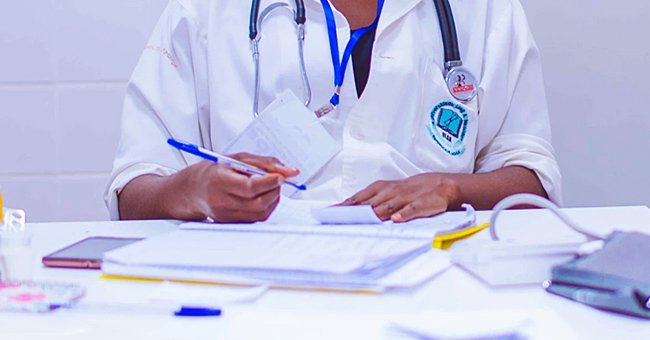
315, 102, 335, 118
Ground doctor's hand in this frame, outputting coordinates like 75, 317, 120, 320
339, 174, 461, 223
166, 153, 299, 223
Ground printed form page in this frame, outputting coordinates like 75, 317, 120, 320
181, 198, 477, 240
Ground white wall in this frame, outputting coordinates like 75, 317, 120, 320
0, 0, 168, 222
0, 0, 648, 222
520, 0, 650, 207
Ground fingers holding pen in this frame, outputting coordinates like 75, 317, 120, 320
217, 168, 284, 199
197, 162, 284, 222
166, 143, 298, 223
230, 153, 300, 178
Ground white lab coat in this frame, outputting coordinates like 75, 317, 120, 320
105, 0, 563, 219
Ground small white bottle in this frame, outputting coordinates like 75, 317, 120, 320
0, 187, 33, 282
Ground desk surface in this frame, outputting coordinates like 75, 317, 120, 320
3, 206, 650, 339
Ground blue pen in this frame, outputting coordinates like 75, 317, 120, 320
167, 138, 307, 191
174, 306, 222, 317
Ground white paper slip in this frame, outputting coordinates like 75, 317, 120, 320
148, 282, 269, 306
311, 205, 383, 225
378, 249, 450, 289
265, 197, 328, 225
385, 310, 579, 340
223, 309, 577, 340
224, 90, 341, 194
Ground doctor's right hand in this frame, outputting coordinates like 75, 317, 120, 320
164, 153, 299, 223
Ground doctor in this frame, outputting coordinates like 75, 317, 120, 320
106, 0, 562, 223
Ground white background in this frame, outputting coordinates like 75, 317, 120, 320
0, 0, 648, 222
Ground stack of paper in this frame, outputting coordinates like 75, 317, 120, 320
102, 199, 478, 292
102, 229, 438, 292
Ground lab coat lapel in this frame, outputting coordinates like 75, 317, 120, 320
376, 0, 424, 38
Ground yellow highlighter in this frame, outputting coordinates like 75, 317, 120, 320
0, 189, 4, 224
433, 222, 489, 250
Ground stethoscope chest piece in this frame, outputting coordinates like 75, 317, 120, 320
445, 66, 478, 103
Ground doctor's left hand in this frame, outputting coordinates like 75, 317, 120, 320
339, 174, 461, 223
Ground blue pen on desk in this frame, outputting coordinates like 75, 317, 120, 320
174, 306, 222, 317
167, 138, 307, 191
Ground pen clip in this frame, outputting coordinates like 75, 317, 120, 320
168, 138, 197, 152
168, 139, 219, 162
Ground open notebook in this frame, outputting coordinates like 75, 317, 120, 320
102, 199, 479, 293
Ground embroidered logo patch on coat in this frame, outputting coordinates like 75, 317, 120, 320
427, 101, 468, 156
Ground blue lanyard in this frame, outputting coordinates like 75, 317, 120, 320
320, 0, 385, 107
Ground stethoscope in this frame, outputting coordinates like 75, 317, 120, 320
249, 0, 310, 118
248, 0, 478, 118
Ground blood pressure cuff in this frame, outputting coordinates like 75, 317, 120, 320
546, 232, 650, 319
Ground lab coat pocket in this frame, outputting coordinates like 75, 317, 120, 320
412, 60, 479, 174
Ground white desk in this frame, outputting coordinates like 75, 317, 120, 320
2, 206, 650, 339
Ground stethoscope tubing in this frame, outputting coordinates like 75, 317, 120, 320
250, 0, 306, 40
248, 0, 475, 116
250, 0, 310, 117
433, 0, 461, 67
